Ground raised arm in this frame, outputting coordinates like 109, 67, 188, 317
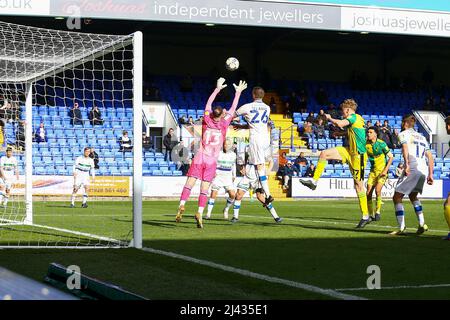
326, 113, 351, 129
227, 80, 248, 116
205, 77, 227, 113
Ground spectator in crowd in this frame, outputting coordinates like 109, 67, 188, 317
305, 112, 315, 124
329, 123, 346, 140
194, 116, 203, 125
302, 121, 314, 142
304, 163, 315, 178
89, 147, 99, 169
187, 116, 195, 126
316, 109, 327, 124
280, 161, 299, 190
315, 87, 328, 106
313, 118, 326, 139
382, 120, 392, 133
279, 152, 288, 168
163, 128, 178, 162
269, 97, 277, 114
294, 152, 308, 174
390, 129, 401, 149
285, 91, 300, 118
374, 120, 381, 128
143, 133, 152, 151
34, 122, 48, 143
89, 105, 104, 126
365, 120, 372, 130
394, 162, 404, 178
119, 130, 133, 152
69, 102, 83, 125
327, 103, 340, 119
299, 91, 308, 114
377, 125, 392, 147
16, 120, 25, 150
178, 115, 187, 125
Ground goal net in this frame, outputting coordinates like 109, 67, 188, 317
0, 21, 143, 248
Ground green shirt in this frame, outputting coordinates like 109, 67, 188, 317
366, 139, 391, 172
346, 113, 366, 154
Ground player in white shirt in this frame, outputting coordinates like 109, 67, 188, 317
391, 115, 434, 235
205, 139, 236, 220
71, 147, 95, 208
231, 153, 282, 224
235, 86, 274, 206
0, 147, 18, 208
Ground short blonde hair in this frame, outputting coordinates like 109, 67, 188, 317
340, 99, 358, 111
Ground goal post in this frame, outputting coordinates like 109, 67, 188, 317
0, 22, 143, 248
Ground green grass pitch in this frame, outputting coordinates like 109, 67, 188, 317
1, 199, 450, 300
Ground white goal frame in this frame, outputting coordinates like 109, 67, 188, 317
0, 26, 143, 249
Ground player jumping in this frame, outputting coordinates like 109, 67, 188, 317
71, 147, 95, 208
390, 114, 434, 235
299, 99, 370, 228
205, 139, 236, 220
234, 87, 274, 206
231, 161, 282, 223
175, 78, 247, 228
366, 126, 394, 222
0, 147, 18, 208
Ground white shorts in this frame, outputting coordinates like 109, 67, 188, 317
237, 165, 260, 192
0, 178, 13, 190
211, 173, 235, 192
248, 138, 271, 165
74, 175, 90, 189
395, 170, 426, 195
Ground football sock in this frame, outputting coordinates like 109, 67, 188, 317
180, 185, 192, 204
198, 207, 205, 215
71, 194, 75, 205
207, 198, 215, 216
313, 159, 327, 182
3, 195, 9, 206
0, 191, 5, 204
413, 200, 424, 227
376, 196, 382, 214
225, 197, 234, 210
395, 203, 405, 230
266, 203, 279, 219
82, 194, 87, 204
233, 200, 241, 219
198, 190, 208, 215
367, 198, 374, 217
257, 168, 271, 197
357, 192, 369, 220
444, 205, 450, 230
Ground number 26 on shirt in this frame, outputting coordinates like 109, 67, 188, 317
250, 110, 269, 124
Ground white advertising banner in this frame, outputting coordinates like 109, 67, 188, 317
292, 178, 443, 199
341, 7, 450, 37
0, 0, 50, 16
10, 175, 130, 196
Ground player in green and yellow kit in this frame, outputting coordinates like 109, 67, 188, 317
299, 99, 369, 228
366, 127, 394, 222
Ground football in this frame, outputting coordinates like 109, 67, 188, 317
225, 57, 239, 71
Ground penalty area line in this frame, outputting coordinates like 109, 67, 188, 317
141, 246, 367, 300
